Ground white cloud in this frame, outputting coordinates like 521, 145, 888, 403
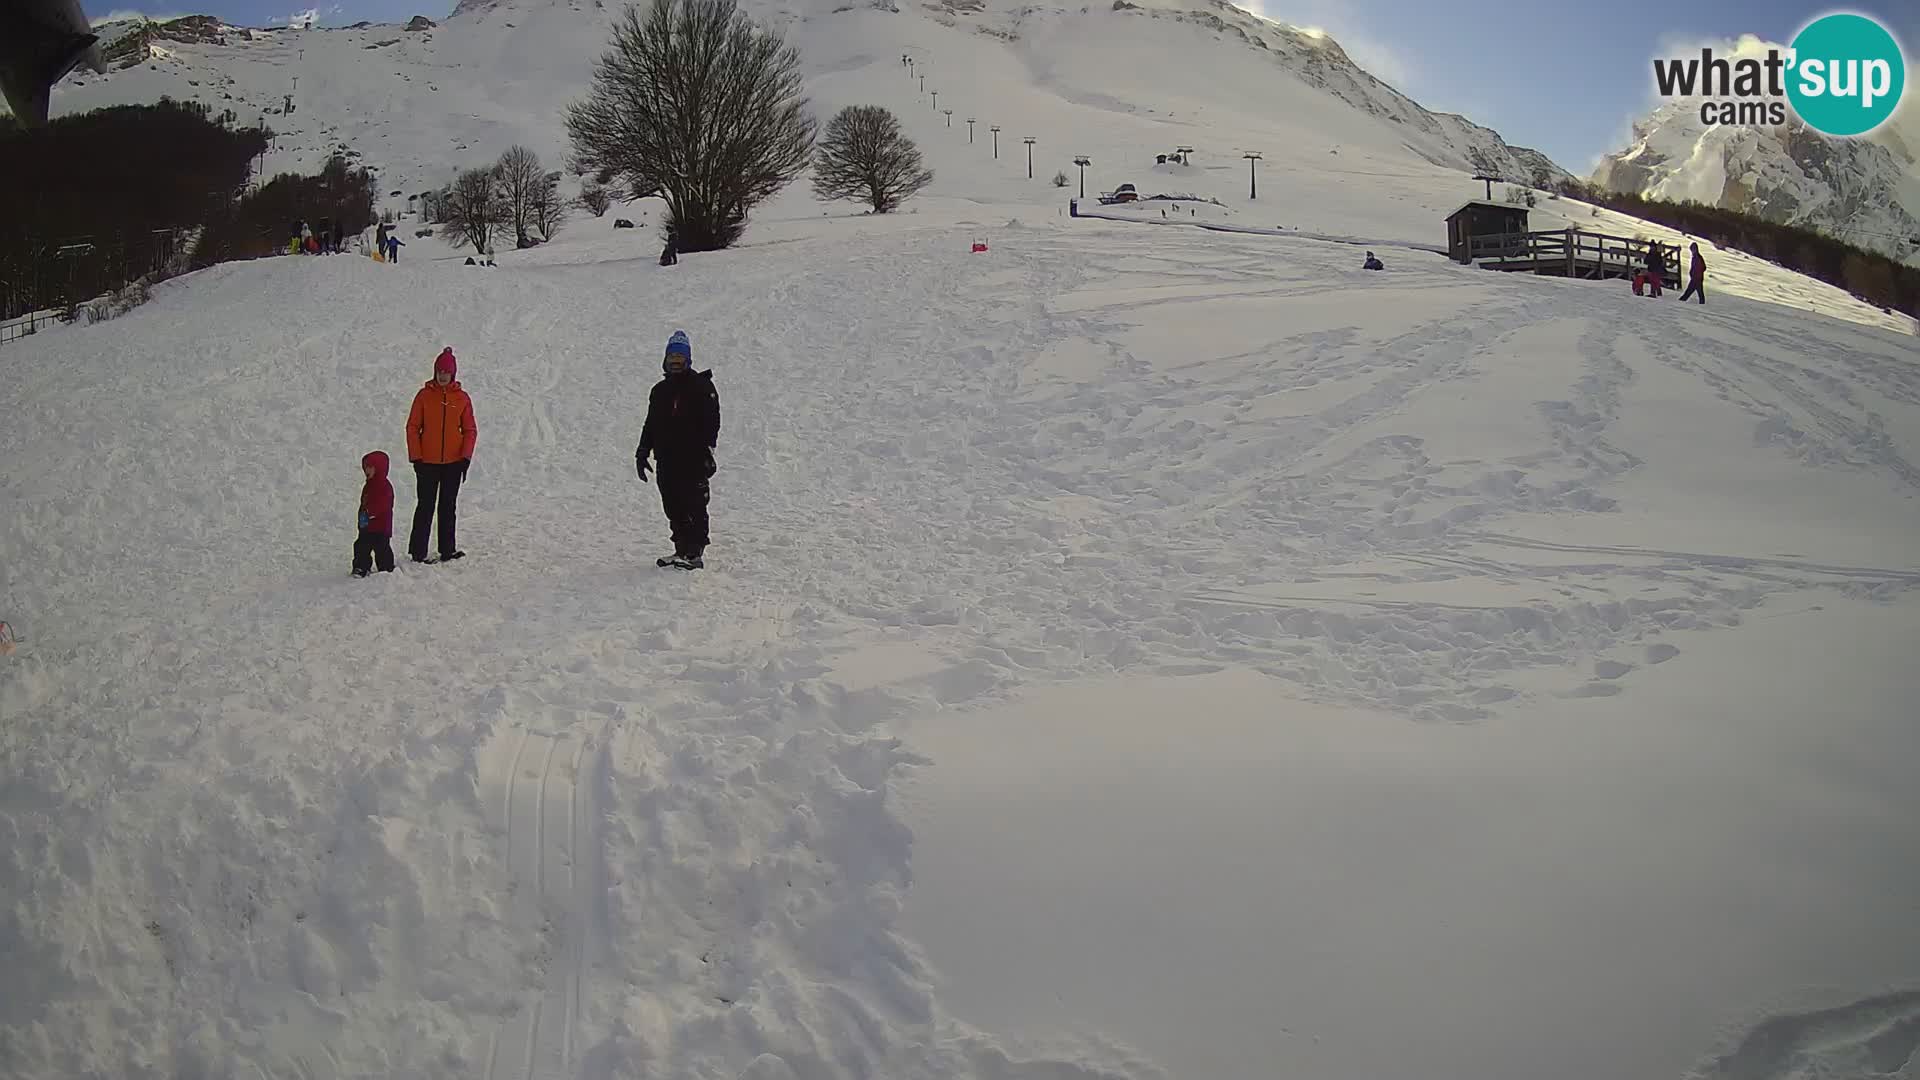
1588, 31, 1789, 170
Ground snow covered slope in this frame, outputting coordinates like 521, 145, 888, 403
1593, 97, 1920, 266
4, 180, 1919, 1078
47, 0, 1911, 333
5, 3, 1920, 1078
50, 0, 1568, 219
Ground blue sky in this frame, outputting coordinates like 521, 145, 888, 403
83, 0, 1917, 172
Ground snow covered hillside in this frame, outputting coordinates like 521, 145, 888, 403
55, 0, 1566, 204
1593, 97, 1920, 266
48, 0, 1913, 333
6, 1, 1920, 1077
4, 173, 1920, 1077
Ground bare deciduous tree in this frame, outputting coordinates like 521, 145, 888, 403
530, 172, 566, 240
811, 106, 932, 214
494, 145, 546, 248
565, 0, 816, 252
443, 166, 507, 253
578, 182, 613, 217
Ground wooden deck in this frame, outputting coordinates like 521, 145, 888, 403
1466, 229, 1682, 288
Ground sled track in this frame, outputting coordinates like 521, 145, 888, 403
482, 719, 611, 1080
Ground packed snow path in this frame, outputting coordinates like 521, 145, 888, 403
2, 213, 1918, 1078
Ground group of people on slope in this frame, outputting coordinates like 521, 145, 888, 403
372, 222, 406, 264
289, 219, 347, 256
1635, 241, 1708, 304
353, 331, 720, 577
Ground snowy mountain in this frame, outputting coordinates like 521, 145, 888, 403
1593, 99, 1920, 265
47, 0, 1569, 215
7, 4, 1920, 1080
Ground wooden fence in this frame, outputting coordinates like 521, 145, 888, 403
1468, 229, 1683, 287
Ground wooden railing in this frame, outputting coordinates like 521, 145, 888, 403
1467, 228, 1683, 281
0, 311, 47, 347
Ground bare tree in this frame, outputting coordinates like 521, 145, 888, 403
443, 166, 507, 253
531, 173, 566, 240
578, 182, 613, 217
494, 145, 546, 248
811, 106, 932, 213
566, 0, 816, 252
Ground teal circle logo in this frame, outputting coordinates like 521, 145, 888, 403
1786, 13, 1906, 136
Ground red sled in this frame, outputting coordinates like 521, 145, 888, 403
971, 240, 988, 253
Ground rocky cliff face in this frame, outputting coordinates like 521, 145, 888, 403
1594, 100, 1920, 265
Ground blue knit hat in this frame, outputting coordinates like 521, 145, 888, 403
664, 329, 691, 362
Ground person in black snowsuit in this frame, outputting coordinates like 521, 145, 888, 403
636, 329, 719, 568
1362, 251, 1384, 270
659, 227, 678, 266
1644, 244, 1666, 297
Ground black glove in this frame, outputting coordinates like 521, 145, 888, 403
704, 448, 716, 478
636, 454, 651, 482
460, 458, 470, 481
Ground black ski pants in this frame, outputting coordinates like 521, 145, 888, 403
353, 529, 395, 574
409, 461, 464, 560
656, 453, 710, 556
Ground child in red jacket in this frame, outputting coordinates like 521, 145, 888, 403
353, 450, 396, 577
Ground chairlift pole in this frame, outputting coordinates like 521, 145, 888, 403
990, 125, 1000, 159
967, 117, 975, 143
1073, 156, 1090, 198
1243, 151, 1261, 199
1024, 137, 1036, 179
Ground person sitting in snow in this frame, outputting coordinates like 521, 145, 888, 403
659, 227, 678, 267
636, 330, 719, 569
1363, 251, 1384, 270
406, 348, 477, 563
353, 450, 396, 577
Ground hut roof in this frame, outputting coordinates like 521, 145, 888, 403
1446, 199, 1530, 220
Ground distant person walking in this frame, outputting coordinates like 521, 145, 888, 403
1679, 243, 1706, 304
405, 347, 477, 563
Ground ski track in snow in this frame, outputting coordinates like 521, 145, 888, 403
2, 211, 1918, 1078
479, 710, 609, 1080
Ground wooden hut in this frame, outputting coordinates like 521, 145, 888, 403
1446, 201, 1531, 263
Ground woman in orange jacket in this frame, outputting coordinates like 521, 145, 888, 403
406, 347, 478, 562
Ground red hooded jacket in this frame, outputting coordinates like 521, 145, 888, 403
360, 450, 395, 535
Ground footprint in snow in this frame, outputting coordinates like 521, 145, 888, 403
1563, 682, 1625, 698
